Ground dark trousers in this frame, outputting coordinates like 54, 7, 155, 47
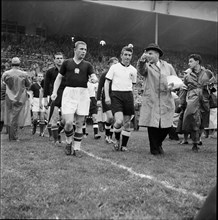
147, 126, 171, 154
8, 125, 18, 140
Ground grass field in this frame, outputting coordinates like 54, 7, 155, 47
0, 125, 217, 219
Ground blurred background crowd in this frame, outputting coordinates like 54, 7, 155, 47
1, 33, 217, 92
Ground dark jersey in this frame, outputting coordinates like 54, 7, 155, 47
29, 83, 41, 98
96, 71, 112, 101
60, 59, 93, 88
43, 66, 66, 97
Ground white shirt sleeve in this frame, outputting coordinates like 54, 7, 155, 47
105, 65, 114, 80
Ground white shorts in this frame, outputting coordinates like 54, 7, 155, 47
61, 87, 90, 115
32, 98, 46, 112
205, 108, 217, 129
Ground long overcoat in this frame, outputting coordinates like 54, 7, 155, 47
2, 68, 31, 127
181, 67, 215, 132
137, 60, 177, 128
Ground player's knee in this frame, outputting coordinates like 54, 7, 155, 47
106, 116, 114, 124
115, 119, 123, 127
65, 120, 74, 129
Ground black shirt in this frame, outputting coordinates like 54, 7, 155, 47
60, 59, 94, 88
30, 83, 41, 98
96, 71, 112, 101
43, 66, 66, 97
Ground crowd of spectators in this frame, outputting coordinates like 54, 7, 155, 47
1, 33, 217, 88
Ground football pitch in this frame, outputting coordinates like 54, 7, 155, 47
1, 126, 217, 219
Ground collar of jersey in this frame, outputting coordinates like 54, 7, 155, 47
120, 62, 130, 67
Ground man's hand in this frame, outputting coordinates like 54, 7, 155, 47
44, 97, 49, 109
51, 93, 57, 101
105, 97, 111, 105
90, 74, 98, 83
168, 82, 174, 91
140, 52, 149, 62
97, 100, 102, 108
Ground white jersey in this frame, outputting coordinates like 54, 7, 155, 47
87, 81, 98, 98
105, 63, 137, 91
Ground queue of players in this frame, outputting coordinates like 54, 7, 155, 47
1, 40, 216, 157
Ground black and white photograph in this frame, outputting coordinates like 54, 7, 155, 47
1, 1, 217, 219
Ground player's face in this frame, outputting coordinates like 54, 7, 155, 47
121, 51, 132, 65
75, 44, 87, 60
188, 58, 198, 69
54, 55, 64, 66
37, 73, 43, 82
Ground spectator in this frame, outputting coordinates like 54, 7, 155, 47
180, 54, 215, 152
1, 57, 31, 141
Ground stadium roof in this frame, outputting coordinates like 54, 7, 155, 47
2, 0, 218, 55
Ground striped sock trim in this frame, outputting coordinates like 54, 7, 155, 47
93, 123, 99, 129
51, 126, 59, 131
65, 129, 74, 137
105, 122, 111, 130
113, 126, 122, 133
74, 132, 83, 141
121, 130, 131, 137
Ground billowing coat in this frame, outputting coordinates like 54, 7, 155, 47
137, 60, 177, 128
181, 67, 215, 132
2, 68, 31, 127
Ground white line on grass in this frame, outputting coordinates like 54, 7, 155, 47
38, 131, 206, 202
81, 149, 206, 202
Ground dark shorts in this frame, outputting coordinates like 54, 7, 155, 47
111, 91, 134, 115
89, 97, 98, 115
102, 99, 112, 113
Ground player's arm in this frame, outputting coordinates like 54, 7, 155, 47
51, 73, 63, 101
104, 79, 111, 105
43, 70, 51, 107
96, 74, 105, 106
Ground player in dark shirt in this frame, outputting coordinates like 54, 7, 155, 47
29, 72, 45, 136
51, 41, 98, 157
43, 52, 65, 144
96, 57, 118, 143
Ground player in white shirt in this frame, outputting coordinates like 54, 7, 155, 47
104, 46, 137, 151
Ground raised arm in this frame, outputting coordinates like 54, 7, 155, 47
136, 53, 149, 78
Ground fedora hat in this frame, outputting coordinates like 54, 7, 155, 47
145, 43, 163, 57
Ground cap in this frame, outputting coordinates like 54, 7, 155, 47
11, 57, 21, 65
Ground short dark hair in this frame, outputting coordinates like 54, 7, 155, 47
121, 46, 133, 54
54, 52, 64, 59
108, 57, 118, 65
189, 54, 202, 64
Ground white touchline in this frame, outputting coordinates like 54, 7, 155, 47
39, 131, 206, 202
81, 149, 206, 202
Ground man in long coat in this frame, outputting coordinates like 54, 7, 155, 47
137, 43, 177, 155
180, 54, 215, 152
2, 57, 31, 141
